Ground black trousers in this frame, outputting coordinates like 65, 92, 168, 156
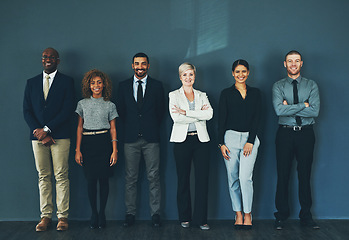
174, 135, 210, 226
274, 126, 315, 220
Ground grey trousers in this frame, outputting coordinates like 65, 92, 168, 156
124, 138, 161, 216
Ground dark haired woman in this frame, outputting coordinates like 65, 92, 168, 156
218, 60, 261, 229
75, 69, 118, 229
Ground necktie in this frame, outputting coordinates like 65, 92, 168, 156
44, 75, 50, 100
137, 80, 143, 109
292, 80, 302, 126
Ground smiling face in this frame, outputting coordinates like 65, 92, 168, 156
232, 65, 249, 84
180, 69, 195, 87
284, 53, 303, 79
42, 48, 60, 74
90, 76, 104, 98
132, 57, 150, 80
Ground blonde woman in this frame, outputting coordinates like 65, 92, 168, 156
169, 63, 213, 230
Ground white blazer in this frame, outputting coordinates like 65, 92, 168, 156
169, 87, 213, 143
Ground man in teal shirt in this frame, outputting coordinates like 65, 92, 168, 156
272, 50, 320, 230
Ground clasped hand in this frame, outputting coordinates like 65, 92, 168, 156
33, 128, 55, 147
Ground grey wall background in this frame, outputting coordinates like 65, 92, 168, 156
1, 0, 348, 221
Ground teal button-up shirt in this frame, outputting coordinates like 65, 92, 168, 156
272, 76, 320, 126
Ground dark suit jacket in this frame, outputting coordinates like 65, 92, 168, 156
23, 71, 75, 140
116, 76, 165, 143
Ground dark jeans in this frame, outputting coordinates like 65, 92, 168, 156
174, 135, 210, 226
274, 126, 315, 220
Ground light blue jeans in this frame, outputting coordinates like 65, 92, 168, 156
223, 130, 260, 214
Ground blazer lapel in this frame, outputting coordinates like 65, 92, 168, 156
142, 77, 153, 107
38, 73, 46, 102
193, 88, 200, 110
142, 75, 154, 108
179, 87, 190, 110
126, 78, 137, 105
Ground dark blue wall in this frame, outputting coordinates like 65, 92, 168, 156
1, 0, 348, 220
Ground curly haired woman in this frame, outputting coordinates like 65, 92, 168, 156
75, 69, 118, 229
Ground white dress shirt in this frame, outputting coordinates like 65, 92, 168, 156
133, 75, 148, 102
42, 70, 57, 90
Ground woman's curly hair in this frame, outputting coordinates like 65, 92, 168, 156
81, 69, 112, 101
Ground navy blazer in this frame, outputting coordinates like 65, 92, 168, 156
23, 71, 75, 140
116, 76, 165, 143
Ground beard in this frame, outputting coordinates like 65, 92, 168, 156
287, 68, 300, 76
135, 68, 147, 78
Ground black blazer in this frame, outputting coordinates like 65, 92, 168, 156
116, 76, 165, 143
23, 71, 75, 140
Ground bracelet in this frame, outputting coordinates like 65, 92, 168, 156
218, 144, 223, 149
111, 139, 118, 142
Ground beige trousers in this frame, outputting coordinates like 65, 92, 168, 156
32, 139, 70, 219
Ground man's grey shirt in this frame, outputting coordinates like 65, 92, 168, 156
272, 76, 320, 126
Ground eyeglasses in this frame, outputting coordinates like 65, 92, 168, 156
42, 55, 59, 60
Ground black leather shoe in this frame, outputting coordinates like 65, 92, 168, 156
300, 219, 320, 229
99, 213, 106, 228
123, 214, 135, 227
152, 214, 161, 227
90, 213, 98, 229
275, 219, 284, 230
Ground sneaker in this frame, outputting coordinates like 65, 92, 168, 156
200, 224, 210, 230
181, 222, 190, 228
275, 219, 284, 230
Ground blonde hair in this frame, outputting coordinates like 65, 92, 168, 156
81, 69, 112, 101
178, 62, 196, 78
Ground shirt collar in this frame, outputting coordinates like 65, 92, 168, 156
287, 75, 302, 84
232, 84, 250, 90
43, 70, 58, 80
133, 75, 148, 84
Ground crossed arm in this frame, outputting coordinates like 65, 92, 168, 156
272, 82, 320, 118
169, 92, 213, 123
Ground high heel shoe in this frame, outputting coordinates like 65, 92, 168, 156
243, 213, 252, 230
90, 213, 98, 229
234, 215, 243, 230
99, 212, 106, 228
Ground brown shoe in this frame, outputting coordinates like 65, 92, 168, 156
35, 217, 52, 232
56, 218, 68, 231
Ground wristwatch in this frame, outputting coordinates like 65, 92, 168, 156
43, 126, 50, 133
218, 144, 223, 149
